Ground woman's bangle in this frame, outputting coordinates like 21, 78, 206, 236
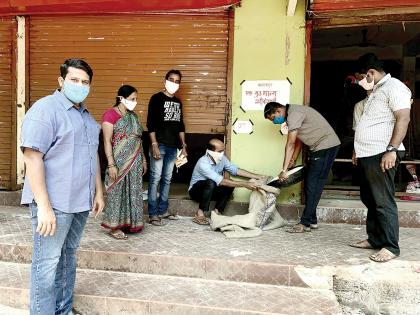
107, 164, 116, 169
151, 142, 158, 146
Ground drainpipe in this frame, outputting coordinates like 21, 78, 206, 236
16, 16, 25, 186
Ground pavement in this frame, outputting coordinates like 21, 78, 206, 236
0, 205, 419, 314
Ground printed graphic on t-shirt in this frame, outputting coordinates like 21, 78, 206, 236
164, 101, 181, 122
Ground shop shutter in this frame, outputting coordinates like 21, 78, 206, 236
0, 18, 14, 189
309, 0, 420, 28
29, 13, 229, 134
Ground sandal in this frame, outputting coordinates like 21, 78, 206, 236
149, 216, 167, 226
109, 230, 128, 240
286, 224, 311, 233
160, 212, 179, 220
192, 215, 209, 225
349, 239, 373, 249
70, 308, 83, 315
369, 248, 398, 263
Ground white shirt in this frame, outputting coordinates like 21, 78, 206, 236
354, 74, 411, 158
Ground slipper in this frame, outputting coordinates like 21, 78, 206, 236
70, 308, 83, 315
149, 216, 167, 226
349, 239, 373, 249
109, 230, 128, 240
286, 224, 311, 233
369, 248, 398, 263
160, 212, 179, 220
192, 215, 209, 225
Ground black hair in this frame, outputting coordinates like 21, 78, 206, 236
356, 53, 384, 74
165, 69, 182, 81
115, 85, 137, 106
60, 58, 93, 82
263, 102, 285, 119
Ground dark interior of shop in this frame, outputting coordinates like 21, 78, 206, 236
311, 22, 420, 193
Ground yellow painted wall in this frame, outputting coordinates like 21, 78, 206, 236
230, 0, 306, 202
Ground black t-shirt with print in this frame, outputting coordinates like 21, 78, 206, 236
146, 91, 185, 147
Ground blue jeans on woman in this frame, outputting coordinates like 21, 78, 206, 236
300, 145, 339, 227
30, 203, 89, 315
148, 144, 177, 216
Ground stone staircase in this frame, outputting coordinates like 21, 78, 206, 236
0, 192, 419, 314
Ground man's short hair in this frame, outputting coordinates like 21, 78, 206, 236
165, 69, 182, 81
60, 59, 93, 82
207, 138, 222, 151
263, 102, 285, 119
356, 53, 384, 74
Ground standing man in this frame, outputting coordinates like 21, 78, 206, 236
264, 102, 340, 233
147, 70, 187, 226
21, 59, 105, 315
189, 138, 263, 225
350, 53, 411, 262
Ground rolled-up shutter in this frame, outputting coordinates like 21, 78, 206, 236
0, 18, 15, 189
29, 13, 229, 134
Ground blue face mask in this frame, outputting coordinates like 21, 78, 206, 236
273, 116, 285, 125
63, 81, 90, 104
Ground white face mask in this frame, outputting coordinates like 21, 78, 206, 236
358, 77, 374, 91
206, 149, 224, 165
165, 80, 180, 95
120, 97, 137, 111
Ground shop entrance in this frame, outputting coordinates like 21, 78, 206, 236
310, 22, 420, 196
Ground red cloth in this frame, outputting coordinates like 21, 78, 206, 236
102, 108, 121, 125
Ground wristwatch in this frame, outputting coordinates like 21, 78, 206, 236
386, 145, 398, 153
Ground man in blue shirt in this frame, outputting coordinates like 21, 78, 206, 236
21, 59, 105, 315
189, 138, 264, 225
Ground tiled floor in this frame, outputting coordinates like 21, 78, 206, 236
1, 206, 420, 268
0, 261, 342, 315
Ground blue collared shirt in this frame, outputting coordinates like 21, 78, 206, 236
188, 154, 238, 190
21, 90, 100, 213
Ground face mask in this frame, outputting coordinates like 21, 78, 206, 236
206, 149, 224, 165
358, 77, 374, 91
165, 80, 180, 95
280, 123, 288, 135
63, 81, 89, 104
120, 97, 137, 111
62, 81, 90, 104
273, 116, 285, 125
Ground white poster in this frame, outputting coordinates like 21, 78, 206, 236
241, 80, 291, 111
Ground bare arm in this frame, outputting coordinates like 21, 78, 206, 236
381, 108, 411, 172
220, 178, 257, 191
149, 131, 161, 160
389, 108, 410, 148
23, 148, 56, 236
92, 154, 105, 218
236, 168, 264, 180
179, 131, 187, 156
281, 130, 298, 176
102, 122, 118, 181
289, 138, 302, 167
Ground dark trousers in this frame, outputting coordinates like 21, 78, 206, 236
300, 145, 340, 226
359, 151, 404, 256
189, 179, 234, 213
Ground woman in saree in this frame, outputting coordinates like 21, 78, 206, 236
101, 85, 147, 239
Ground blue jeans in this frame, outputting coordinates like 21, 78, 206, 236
148, 144, 177, 216
300, 145, 339, 227
30, 203, 89, 315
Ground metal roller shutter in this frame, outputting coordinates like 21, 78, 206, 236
29, 13, 229, 134
0, 18, 14, 189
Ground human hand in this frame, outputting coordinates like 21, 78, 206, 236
278, 170, 289, 181
152, 145, 161, 160
381, 152, 397, 172
244, 182, 258, 191
92, 193, 105, 218
352, 151, 357, 166
181, 147, 188, 157
36, 204, 56, 237
288, 159, 296, 169
142, 161, 148, 174
108, 166, 118, 181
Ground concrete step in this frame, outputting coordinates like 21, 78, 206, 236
1, 206, 420, 288
0, 261, 343, 315
1, 190, 419, 227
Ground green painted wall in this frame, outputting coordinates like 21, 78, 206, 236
230, 0, 306, 203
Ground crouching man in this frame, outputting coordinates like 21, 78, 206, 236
189, 138, 265, 225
